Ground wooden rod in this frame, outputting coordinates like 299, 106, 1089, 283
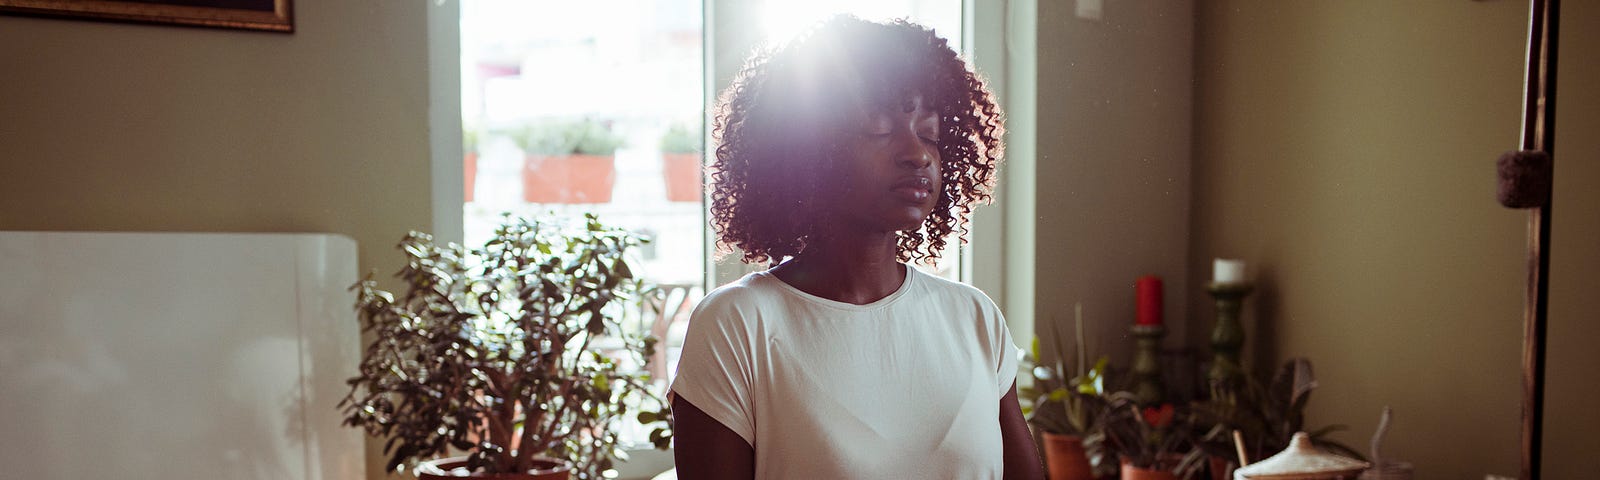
1517, 0, 1557, 479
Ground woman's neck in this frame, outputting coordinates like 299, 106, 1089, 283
770, 233, 905, 305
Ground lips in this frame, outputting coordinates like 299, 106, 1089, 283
891, 176, 934, 203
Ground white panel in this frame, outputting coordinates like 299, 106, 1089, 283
294, 234, 366, 480
0, 232, 363, 480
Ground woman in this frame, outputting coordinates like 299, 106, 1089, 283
670, 16, 1041, 480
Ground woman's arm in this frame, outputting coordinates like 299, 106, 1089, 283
1000, 381, 1045, 480
672, 395, 755, 480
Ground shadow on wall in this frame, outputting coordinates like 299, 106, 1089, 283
1247, 265, 1281, 379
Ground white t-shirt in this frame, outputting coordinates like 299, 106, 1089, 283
669, 266, 1021, 479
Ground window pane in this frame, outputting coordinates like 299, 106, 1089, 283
461, 0, 706, 449
463, 0, 705, 287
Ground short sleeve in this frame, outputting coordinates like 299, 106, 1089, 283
668, 292, 757, 446
993, 309, 1021, 397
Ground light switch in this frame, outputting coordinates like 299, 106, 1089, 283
1076, 0, 1103, 21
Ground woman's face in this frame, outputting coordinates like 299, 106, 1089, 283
824, 94, 943, 235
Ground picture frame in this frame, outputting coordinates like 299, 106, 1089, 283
0, 0, 293, 33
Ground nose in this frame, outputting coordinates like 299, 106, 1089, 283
894, 133, 935, 170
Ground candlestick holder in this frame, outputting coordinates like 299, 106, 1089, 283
1130, 323, 1165, 405
1207, 281, 1254, 391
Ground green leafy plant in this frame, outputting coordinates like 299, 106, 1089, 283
464, 126, 480, 154
1099, 394, 1207, 478
509, 118, 626, 156
339, 214, 670, 479
1019, 303, 1115, 476
658, 121, 700, 154
1191, 358, 1364, 465
1020, 304, 1108, 434
1021, 341, 1108, 436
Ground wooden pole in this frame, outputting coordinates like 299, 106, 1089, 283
1515, 1, 1557, 479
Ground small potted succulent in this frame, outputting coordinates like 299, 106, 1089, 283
512, 119, 626, 204
340, 214, 672, 479
657, 121, 702, 202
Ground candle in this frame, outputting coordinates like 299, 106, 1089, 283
1214, 258, 1247, 284
1135, 275, 1163, 326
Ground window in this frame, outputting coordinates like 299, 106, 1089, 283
459, 0, 972, 462
462, 0, 705, 287
461, 0, 706, 454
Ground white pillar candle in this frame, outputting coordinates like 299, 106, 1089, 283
1214, 258, 1247, 284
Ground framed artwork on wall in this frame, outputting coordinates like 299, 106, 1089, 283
0, 0, 292, 33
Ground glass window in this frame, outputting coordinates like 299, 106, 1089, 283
461, 0, 707, 450
462, 0, 962, 452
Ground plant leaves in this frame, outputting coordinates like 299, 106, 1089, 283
341, 214, 664, 477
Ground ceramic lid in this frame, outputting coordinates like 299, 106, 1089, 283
1235, 432, 1371, 478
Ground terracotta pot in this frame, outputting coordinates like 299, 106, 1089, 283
465, 152, 478, 203
414, 455, 570, 480
662, 153, 702, 202
1120, 458, 1181, 480
1042, 431, 1094, 480
1209, 455, 1236, 480
523, 154, 616, 204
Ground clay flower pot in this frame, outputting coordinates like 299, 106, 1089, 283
1122, 463, 1181, 480
523, 154, 617, 204
1041, 431, 1094, 480
414, 455, 570, 480
662, 153, 702, 202
1120, 455, 1184, 480
465, 152, 478, 203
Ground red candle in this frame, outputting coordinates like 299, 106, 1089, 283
1136, 275, 1163, 326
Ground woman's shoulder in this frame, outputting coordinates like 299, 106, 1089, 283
692, 271, 789, 318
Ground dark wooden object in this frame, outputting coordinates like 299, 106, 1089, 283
1500, 1, 1559, 479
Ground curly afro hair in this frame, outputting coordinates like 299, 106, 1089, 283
708, 15, 1005, 266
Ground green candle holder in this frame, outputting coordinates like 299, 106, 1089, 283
1131, 323, 1166, 405
1207, 281, 1254, 391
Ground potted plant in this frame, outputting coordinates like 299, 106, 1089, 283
512, 119, 625, 204
658, 121, 701, 203
1099, 394, 1207, 480
1020, 305, 1113, 480
340, 214, 672, 479
1190, 358, 1364, 478
464, 127, 480, 203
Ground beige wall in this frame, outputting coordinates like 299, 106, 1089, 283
1035, 0, 1195, 370
1191, 1, 1599, 477
0, 3, 434, 283
0, 4, 436, 479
